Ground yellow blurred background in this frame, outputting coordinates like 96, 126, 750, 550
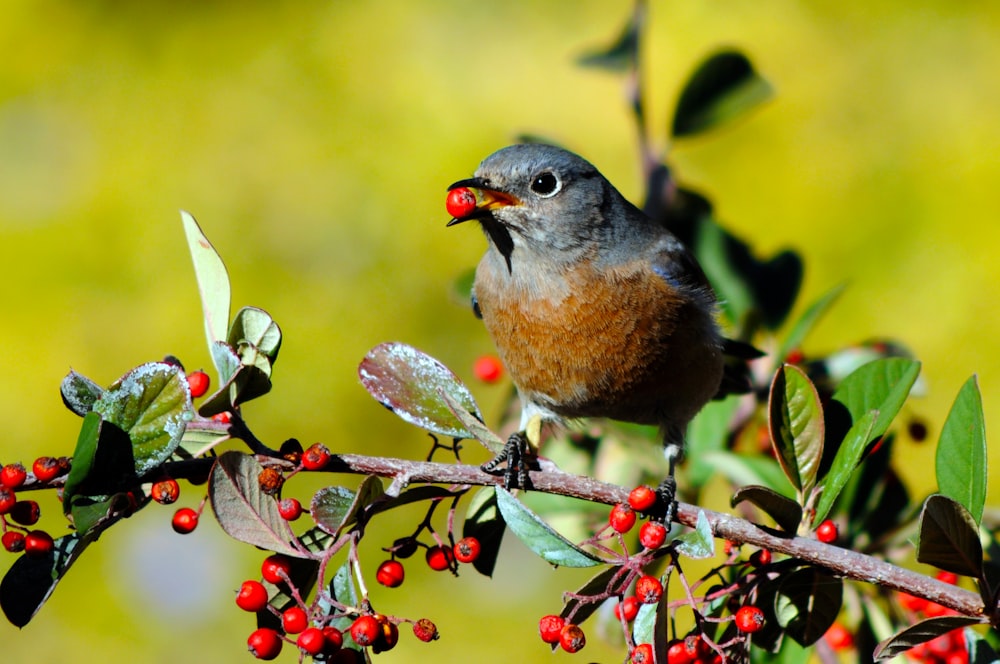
1, 1, 998, 662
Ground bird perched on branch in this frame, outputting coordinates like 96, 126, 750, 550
446, 144, 757, 521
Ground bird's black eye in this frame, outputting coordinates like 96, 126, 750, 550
530, 171, 561, 198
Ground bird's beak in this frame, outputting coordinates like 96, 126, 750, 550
445, 178, 520, 226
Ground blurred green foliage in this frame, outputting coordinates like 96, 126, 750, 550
1, 1, 999, 661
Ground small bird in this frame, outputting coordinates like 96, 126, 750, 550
447, 144, 754, 520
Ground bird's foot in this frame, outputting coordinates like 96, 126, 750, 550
481, 431, 535, 490
655, 475, 679, 525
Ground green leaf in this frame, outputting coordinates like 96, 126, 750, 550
440, 389, 505, 454
494, 488, 602, 567
676, 510, 715, 559
700, 450, 795, 499
208, 451, 301, 557
92, 362, 193, 476
774, 567, 843, 646
576, 9, 639, 72
59, 369, 103, 417
874, 616, 985, 662
0, 533, 87, 627
936, 376, 987, 525
61, 412, 104, 515
768, 364, 824, 495
229, 305, 282, 361
311, 476, 385, 536
966, 628, 1000, 664
829, 357, 920, 446
462, 487, 505, 577
181, 210, 231, 370
776, 284, 845, 363
917, 494, 983, 578
813, 410, 877, 525
672, 50, 773, 138
358, 342, 484, 439
686, 395, 742, 486
694, 219, 756, 324
731, 485, 803, 533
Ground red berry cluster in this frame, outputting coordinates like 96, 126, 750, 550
375, 536, 482, 589
0, 458, 71, 557
538, 614, 586, 653
897, 571, 967, 663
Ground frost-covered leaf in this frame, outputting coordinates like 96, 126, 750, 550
208, 452, 300, 557
494, 488, 602, 568
92, 362, 192, 476
936, 376, 987, 526
181, 211, 231, 367
731, 485, 803, 533
59, 369, 103, 417
359, 342, 482, 439
917, 494, 983, 578
768, 364, 824, 495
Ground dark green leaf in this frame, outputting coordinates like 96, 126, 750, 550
676, 510, 716, 559
311, 476, 385, 536
181, 210, 231, 365
774, 567, 843, 646
776, 284, 845, 363
560, 566, 620, 628
0, 534, 87, 627
694, 219, 755, 324
358, 342, 483, 439
672, 50, 773, 138
92, 362, 192, 476
768, 365, 824, 494
462, 487, 505, 577
917, 494, 983, 578
208, 451, 301, 557
576, 9, 639, 72
494, 487, 602, 567
874, 616, 985, 661
813, 410, 877, 525
936, 376, 987, 525
62, 412, 104, 515
966, 628, 1000, 664
731, 485, 803, 533
828, 358, 920, 447
59, 369, 103, 417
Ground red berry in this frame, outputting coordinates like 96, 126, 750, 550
321, 626, 344, 653
936, 570, 959, 585
631, 643, 655, 664
297, 627, 326, 656
235, 580, 269, 612
1, 463, 27, 489
282, 606, 309, 634
472, 355, 504, 383
785, 348, 805, 364
750, 548, 772, 567
538, 614, 565, 644
924, 600, 954, 617
247, 627, 283, 660
151, 478, 180, 505
261, 554, 294, 584
2, 531, 25, 553
171, 507, 199, 534
609, 503, 637, 533
413, 618, 438, 643
9, 500, 40, 526
815, 519, 838, 544
446, 187, 478, 219
639, 521, 668, 549
898, 591, 928, 613
425, 544, 455, 571
277, 497, 302, 521
350, 615, 381, 647
559, 623, 586, 653
186, 370, 210, 398
24, 530, 54, 557
682, 635, 707, 660
32, 456, 61, 482
302, 443, 332, 471
824, 622, 854, 651
0, 487, 15, 515
628, 485, 658, 512
212, 411, 232, 423
454, 536, 481, 563
635, 574, 663, 604
376, 559, 405, 588
666, 639, 693, 664
614, 596, 641, 622
735, 605, 766, 633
